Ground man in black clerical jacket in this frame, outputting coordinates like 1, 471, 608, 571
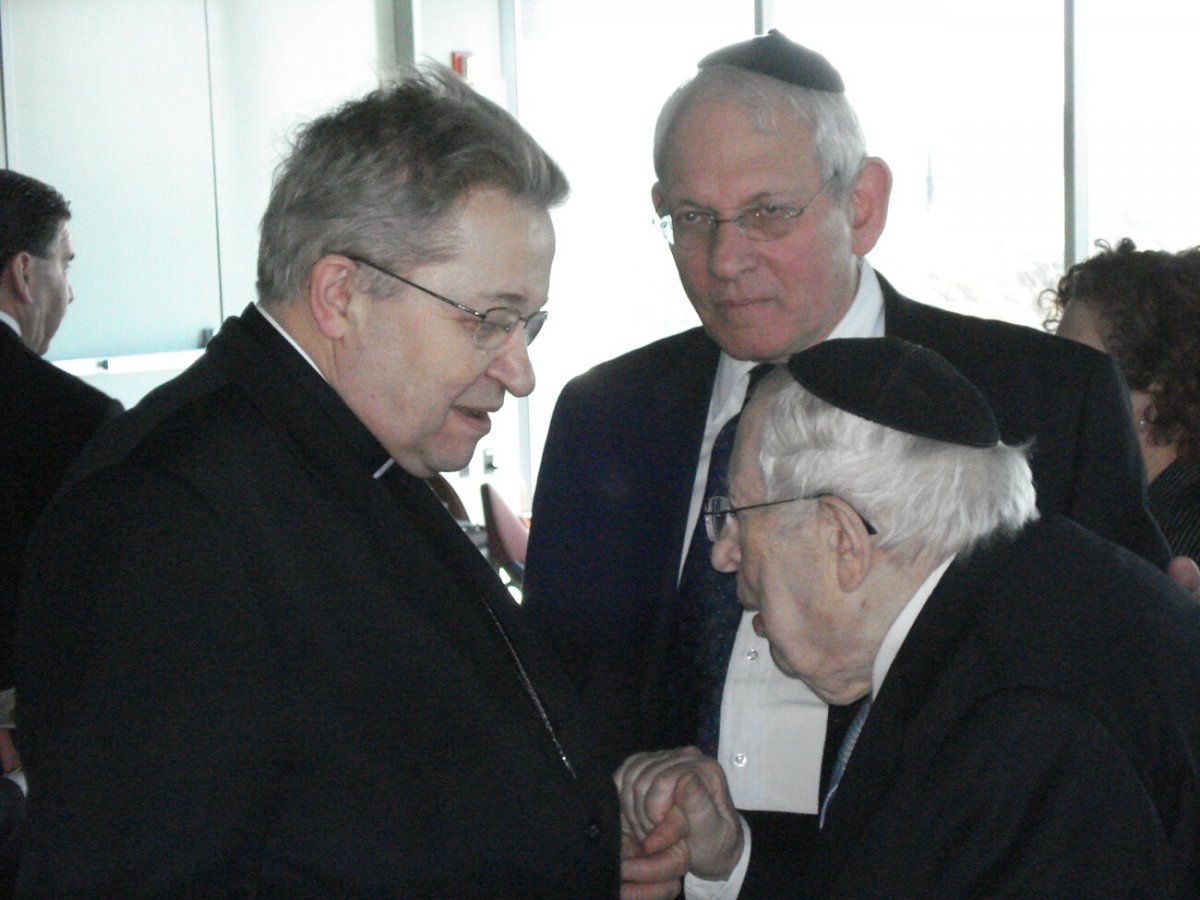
16, 69, 619, 896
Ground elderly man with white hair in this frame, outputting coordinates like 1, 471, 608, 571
617, 337, 1200, 898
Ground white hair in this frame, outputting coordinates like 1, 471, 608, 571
653, 65, 867, 204
757, 380, 1039, 565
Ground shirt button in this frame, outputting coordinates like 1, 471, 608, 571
584, 818, 602, 842
746, 648, 759, 661
733, 753, 748, 767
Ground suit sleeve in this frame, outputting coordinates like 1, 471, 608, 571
16, 465, 285, 895
1068, 354, 1170, 568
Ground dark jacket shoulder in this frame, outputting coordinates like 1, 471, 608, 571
558, 327, 718, 407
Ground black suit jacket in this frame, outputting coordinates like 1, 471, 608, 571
748, 517, 1200, 898
525, 276, 1168, 772
15, 306, 619, 897
0, 325, 121, 689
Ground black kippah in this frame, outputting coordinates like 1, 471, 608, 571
786, 338, 1000, 448
698, 29, 844, 93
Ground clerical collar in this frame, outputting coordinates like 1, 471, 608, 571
0, 310, 21, 338
254, 301, 327, 382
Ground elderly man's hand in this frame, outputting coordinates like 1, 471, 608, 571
619, 811, 687, 900
1167, 555, 1200, 601
615, 747, 744, 884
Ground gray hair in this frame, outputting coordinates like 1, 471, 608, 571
257, 64, 568, 306
757, 380, 1039, 565
653, 65, 867, 204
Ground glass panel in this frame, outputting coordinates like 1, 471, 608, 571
206, 0, 381, 317
1079, 0, 1200, 255
3, 0, 221, 360
0, 0, 381, 363
515, 0, 753, 482
764, 1, 1064, 327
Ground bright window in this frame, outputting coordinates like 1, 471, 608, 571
1078, 0, 1200, 254
764, 1, 1064, 327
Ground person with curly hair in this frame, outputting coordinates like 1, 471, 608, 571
1047, 238, 1200, 559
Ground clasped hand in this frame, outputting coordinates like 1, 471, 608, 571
614, 746, 744, 900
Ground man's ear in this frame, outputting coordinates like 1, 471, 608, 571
820, 496, 875, 592
4, 252, 36, 307
651, 182, 667, 217
307, 254, 359, 341
848, 157, 891, 257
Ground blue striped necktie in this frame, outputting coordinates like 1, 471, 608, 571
819, 694, 872, 828
675, 363, 772, 756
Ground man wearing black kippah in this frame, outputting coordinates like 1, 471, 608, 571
617, 338, 1200, 896
523, 30, 1188, 895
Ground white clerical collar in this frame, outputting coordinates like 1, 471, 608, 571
255, 303, 399, 481
872, 554, 955, 697
0, 310, 20, 338
712, 257, 886, 400
254, 301, 326, 382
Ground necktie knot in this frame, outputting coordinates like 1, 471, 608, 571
746, 362, 773, 397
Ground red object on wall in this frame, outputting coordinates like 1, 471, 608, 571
451, 51, 473, 80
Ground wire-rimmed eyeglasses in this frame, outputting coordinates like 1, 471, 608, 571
658, 175, 835, 250
704, 493, 878, 543
339, 253, 547, 351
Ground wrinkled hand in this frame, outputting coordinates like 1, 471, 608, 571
620, 809, 687, 900
1167, 555, 1200, 602
615, 746, 744, 882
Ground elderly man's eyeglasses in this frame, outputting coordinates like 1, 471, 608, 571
704, 493, 878, 543
659, 176, 835, 250
340, 253, 547, 351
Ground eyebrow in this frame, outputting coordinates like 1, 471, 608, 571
479, 291, 542, 312
670, 190, 794, 211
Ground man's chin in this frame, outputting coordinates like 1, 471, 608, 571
702, 324, 800, 364
392, 443, 476, 480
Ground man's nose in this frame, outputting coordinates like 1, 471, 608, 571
707, 220, 759, 281
488, 327, 535, 398
710, 531, 741, 573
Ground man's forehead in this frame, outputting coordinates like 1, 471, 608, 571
42, 221, 73, 256
662, 96, 818, 198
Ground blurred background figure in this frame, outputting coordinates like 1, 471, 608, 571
1047, 238, 1200, 560
0, 167, 122, 897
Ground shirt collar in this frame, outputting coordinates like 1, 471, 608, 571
829, 257, 886, 342
252, 302, 395, 478
254, 301, 327, 381
0, 310, 21, 339
871, 554, 956, 697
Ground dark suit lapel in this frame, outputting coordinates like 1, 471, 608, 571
652, 330, 722, 596
638, 332, 721, 745
879, 272, 923, 343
